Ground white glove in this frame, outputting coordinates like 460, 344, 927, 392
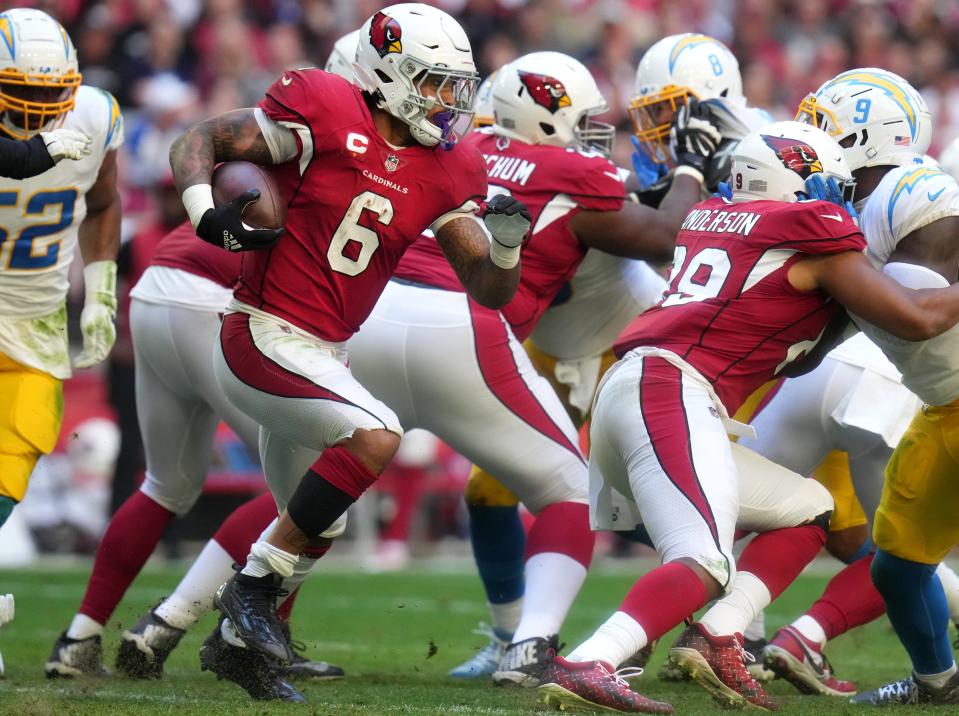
39, 128, 93, 162
483, 194, 531, 269
74, 261, 117, 369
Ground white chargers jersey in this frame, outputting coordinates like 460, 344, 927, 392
0, 85, 123, 377
529, 252, 667, 361
855, 162, 959, 405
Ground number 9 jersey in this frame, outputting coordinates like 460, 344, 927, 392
0, 85, 123, 378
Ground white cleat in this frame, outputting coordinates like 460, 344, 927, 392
448, 623, 509, 679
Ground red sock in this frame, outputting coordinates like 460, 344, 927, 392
213, 492, 279, 565
524, 501, 595, 569
381, 466, 427, 542
805, 553, 885, 640
736, 524, 826, 600
78, 490, 174, 625
277, 586, 300, 621
619, 562, 709, 642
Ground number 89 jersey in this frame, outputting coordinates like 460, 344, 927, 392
613, 196, 865, 414
0, 86, 122, 319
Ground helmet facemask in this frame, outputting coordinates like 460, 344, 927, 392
403, 63, 478, 149
0, 67, 81, 139
575, 108, 615, 157
628, 85, 696, 164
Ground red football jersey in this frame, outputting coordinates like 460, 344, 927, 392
395, 130, 625, 341
614, 197, 866, 413
235, 69, 487, 341
151, 220, 241, 289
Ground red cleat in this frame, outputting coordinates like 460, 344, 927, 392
667, 622, 778, 711
539, 655, 674, 713
762, 626, 857, 697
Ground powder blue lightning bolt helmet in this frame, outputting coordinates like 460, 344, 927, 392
795, 68, 931, 171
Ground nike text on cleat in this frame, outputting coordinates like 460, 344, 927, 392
199, 619, 305, 702
667, 622, 778, 711
116, 607, 186, 679
763, 625, 856, 696
492, 634, 559, 687
45, 631, 110, 678
214, 572, 294, 664
852, 671, 959, 706
538, 655, 674, 713
274, 620, 344, 680
448, 623, 509, 679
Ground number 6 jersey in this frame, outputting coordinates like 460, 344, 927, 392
236, 69, 487, 342
613, 196, 865, 414
0, 85, 123, 377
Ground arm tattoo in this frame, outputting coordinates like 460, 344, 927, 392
435, 217, 487, 288
170, 109, 275, 193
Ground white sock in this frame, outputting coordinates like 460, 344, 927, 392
700, 572, 771, 637
916, 662, 958, 689
155, 539, 235, 630
488, 598, 522, 640
241, 541, 297, 578
511, 553, 586, 643
567, 611, 647, 667
936, 563, 959, 621
791, 614, 827, 647
66, 613, 103, 640
744, 609, 766, 642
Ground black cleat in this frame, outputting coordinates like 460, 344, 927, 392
852, 671, 959, 707
492, 635, 559, 687
214, 572, 293, 664
45, 631, 110, 678
116, 607, 186, 679
275, 621, 345, 680
199, 620, 305, 702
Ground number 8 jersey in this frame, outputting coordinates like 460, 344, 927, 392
0, 85, 123, 376
613, 195, 865, 414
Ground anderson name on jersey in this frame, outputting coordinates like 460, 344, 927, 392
235, 69, 487, 343
0, 85, 123, 377
855, 162, 959, 406
614, 196, 865, 414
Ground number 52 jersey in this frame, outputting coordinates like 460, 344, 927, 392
614, 196, 865, 415
0, 85, 123, 377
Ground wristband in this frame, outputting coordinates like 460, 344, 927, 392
489, 239, 520, 270
83, 260, 118, 315
182, 183, 215, 230
673, 165, 705, 185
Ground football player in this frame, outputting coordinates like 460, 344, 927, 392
769, 68, 959, 708
538, 120, 959, 713
176, 4, 527, 694
448, 33, 769, 680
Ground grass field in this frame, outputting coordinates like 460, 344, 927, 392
0, 560, 946, 715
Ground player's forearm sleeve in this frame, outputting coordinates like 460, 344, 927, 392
0, 134, 54, 179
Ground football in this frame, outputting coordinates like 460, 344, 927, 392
211, 161, 286, 230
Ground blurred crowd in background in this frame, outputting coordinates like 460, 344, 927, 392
9, 0, 959, 564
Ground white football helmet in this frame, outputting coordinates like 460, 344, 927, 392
325, 29, 360, 82
795, 68, 931, 171
353, 3, 478, 149
730, 121, 855, 204
629, 34, 743, 163
936, 137, 959, 183
491, 51, 614, 156
473, 70, 498, 128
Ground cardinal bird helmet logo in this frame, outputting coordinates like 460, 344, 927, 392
369, 11, 403, 58
762, 134, 824, 179
518, 71, 572, 114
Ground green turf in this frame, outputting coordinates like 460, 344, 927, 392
0, 562, 944, 714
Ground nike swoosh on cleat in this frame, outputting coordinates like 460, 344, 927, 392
928, 188, 945, 202
281, 76, 292, 86
820, 213, 843, 222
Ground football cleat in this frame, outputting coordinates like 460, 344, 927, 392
215, 572, 293, 664
492, 634, 559, 687
539, 655, 674, 713
275, 620, 344, 680
851, 671, 959, 707
448, 623, 509, 679
667, 622, 778, 711
116, 607, 186, 679
744, 636, 775, 682
763, 625, 857, 696
45, 631, 110, 678
199, 619, 305, 702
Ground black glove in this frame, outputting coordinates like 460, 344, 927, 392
484, 194, 532, 249
670, 98, 722, 174
196, 190, 284, 252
